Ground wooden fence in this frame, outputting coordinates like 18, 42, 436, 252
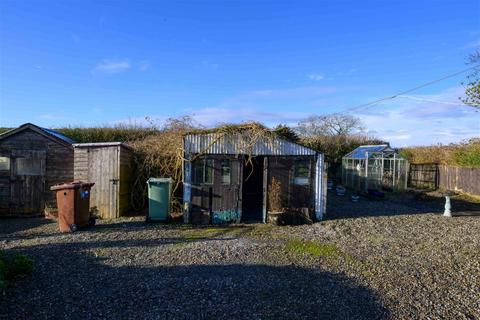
408, 163, 439, 190
408, 164, 480, 195
439, 166, 480, 195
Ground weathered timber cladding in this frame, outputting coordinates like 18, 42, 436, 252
0, 128, 74, 216
439, 165, 480, 195
408, 163, 439, 190
190, 155, 241, 223
189, 155, 316, 223
407, 164, 480, 195
267, 156, 315, 211
183, 133, 326, 224
73, 143, 133, 218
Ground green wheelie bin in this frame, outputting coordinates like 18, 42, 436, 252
146, 178, 172, 222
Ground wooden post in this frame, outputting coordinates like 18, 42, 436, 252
392, 154, 396, 191
381, 156, 384, 189
404, 160, 409, 191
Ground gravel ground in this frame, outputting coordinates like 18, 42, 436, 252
1, 192, 479, 320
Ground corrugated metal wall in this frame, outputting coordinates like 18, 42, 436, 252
183, 133, 328, 223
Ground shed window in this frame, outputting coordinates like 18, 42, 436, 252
193, 158, 214, 184
221, 160, 231, 184
0, 157, 10, 171
16, 158, 42, 175
294, 159, 310, 185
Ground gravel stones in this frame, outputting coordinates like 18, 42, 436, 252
1, 192, 479, 319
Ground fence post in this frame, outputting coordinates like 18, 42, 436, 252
365, 152, 369, 193
404, 160, 409, 191
392, 154, 396, 191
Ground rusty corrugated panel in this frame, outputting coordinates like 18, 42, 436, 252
184, 133, 316, 156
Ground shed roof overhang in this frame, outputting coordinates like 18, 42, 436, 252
0, 123, 75, 148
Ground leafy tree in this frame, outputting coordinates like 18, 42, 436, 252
461, 50, 480, 108
274, 124, 300, 142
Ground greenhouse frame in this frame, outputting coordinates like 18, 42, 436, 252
342, 145, 409, 193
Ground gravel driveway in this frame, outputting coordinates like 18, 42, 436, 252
1, 192, 479, 320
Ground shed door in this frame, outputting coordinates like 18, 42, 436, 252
11, 150, 46, 215
0, 153, 12, 214
88, 147, 119, 218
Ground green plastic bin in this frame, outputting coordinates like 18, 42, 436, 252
147, 178, 172, 221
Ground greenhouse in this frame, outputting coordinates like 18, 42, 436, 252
342, 145, 408, 193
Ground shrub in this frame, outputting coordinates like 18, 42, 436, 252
0, 250, 34, 293
301, 134, 386, 164
268, 177, 283, 212
401, 138, 480, 167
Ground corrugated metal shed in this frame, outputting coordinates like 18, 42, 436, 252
184, 133, 316, 156
344, 145, 397, 159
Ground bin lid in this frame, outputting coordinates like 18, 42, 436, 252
147, 177, 172, 184
50, 181, 95, 191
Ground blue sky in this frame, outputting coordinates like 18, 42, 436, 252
0, 0, 479, 146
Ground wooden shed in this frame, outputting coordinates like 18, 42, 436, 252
73, 142, 133, 219
0, 123, 74, 217
182, 132, 327, 224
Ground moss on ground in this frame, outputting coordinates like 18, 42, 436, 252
285, 239, 344, 258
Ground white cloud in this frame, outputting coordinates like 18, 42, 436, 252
112, 86, 479, 148
115, 108, 309, 129
307, 73, 324, 81
463, 38, 480, 49
354, 86, 480, 147
94, 59, 131, 74
138, 60, 150, 71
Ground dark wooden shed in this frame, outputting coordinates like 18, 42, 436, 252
0, 123, 75, 217
73, 142, 133, 219
182, 132, 327, 224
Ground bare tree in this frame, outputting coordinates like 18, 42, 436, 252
296, 113, 365, 137
461, 50, 480, 108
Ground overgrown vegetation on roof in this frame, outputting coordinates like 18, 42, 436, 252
128, 119, 299, 212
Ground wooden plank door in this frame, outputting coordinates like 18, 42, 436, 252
88, 147, 119, 219
11, 150, 46, 215
0, 152, 12, 214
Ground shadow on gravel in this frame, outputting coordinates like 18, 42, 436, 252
326, 190, 480, 220
0, 217, 54, 235
1, 240, 389, 320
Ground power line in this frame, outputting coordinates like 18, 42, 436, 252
343, 64, 480, 113
397, 95, 480, 107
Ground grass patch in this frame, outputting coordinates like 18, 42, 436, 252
183, 227, 231, 241
285, 239, 343, 258
454, 192, 480, 204
0, 250, 34, 293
